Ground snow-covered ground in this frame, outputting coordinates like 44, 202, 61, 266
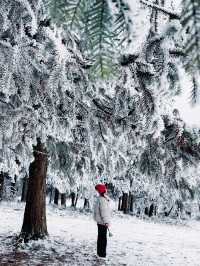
0, 201, 200, 266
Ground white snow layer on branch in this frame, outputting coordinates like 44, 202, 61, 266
140, 0, 181, 19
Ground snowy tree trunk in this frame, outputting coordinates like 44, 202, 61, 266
20, 138, 48, 242
118, 196, 122, 211
21, 176, 28, 202
145, 207, 149, 216
54, 188, 59, 205
10, 175, 17, 199
83, 198, 90, 209
164, 206, 173, 217
146, 204, 157, 217
49, 185, 54, 204
149, 204, 154, 217
61, 193, 66, 208
71, 192, 76, 207
129, 194, 134, 213
75, 193, 79, 207
0, 172, 4, 201
122, 193, 129, 214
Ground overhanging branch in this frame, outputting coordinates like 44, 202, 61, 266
140, 0, 180, 20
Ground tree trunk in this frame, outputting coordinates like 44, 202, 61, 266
122, 193, 129, 214
154, 205, 157, 216
20, 138, 48, 242
21, 176, 28, 202
148, 203, 157, 217
61, 193, 66, 208
10, 175, 17, 199
83, 198, 90, 209
118, 196, 122, 211
129, 194, 134, 213
149, 204, 154, 217
54, 188, 59, 205
71, 192, 76, 207
0, 172, 4, 201
49, 185, 54, 204
164, 205, 173, 217
75, 193, 79, 207
145, 207, 149, 216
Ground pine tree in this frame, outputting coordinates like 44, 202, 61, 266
0, 0, 90, 241
46, 0, 132, 78
181, 0, 200, 104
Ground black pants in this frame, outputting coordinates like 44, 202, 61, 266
97, 224, 107, 257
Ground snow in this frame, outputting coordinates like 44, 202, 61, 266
126, 0, 200, 127
0, 201, 200, 266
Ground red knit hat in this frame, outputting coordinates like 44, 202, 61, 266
95, 184, 106, 194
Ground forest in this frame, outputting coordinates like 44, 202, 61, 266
0, 0, 200, 265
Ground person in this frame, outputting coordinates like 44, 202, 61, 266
93, 184, 111, 258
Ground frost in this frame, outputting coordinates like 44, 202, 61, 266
0, 0, 199, 219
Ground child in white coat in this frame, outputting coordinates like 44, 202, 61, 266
93, 184, 111, 258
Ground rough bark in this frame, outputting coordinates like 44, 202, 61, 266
20, 138, 48, 242
21, 176, 28, 202
54, 188, 59, 205
0, 172, 4, 201
61, 193, 66, 208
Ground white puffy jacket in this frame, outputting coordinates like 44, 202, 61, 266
93, 196, 111, 225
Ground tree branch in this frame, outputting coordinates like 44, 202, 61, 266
92, 99, 112, 116
98, 121, 107, 142
140, 0, 180, 20
0, 99, 15, 109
